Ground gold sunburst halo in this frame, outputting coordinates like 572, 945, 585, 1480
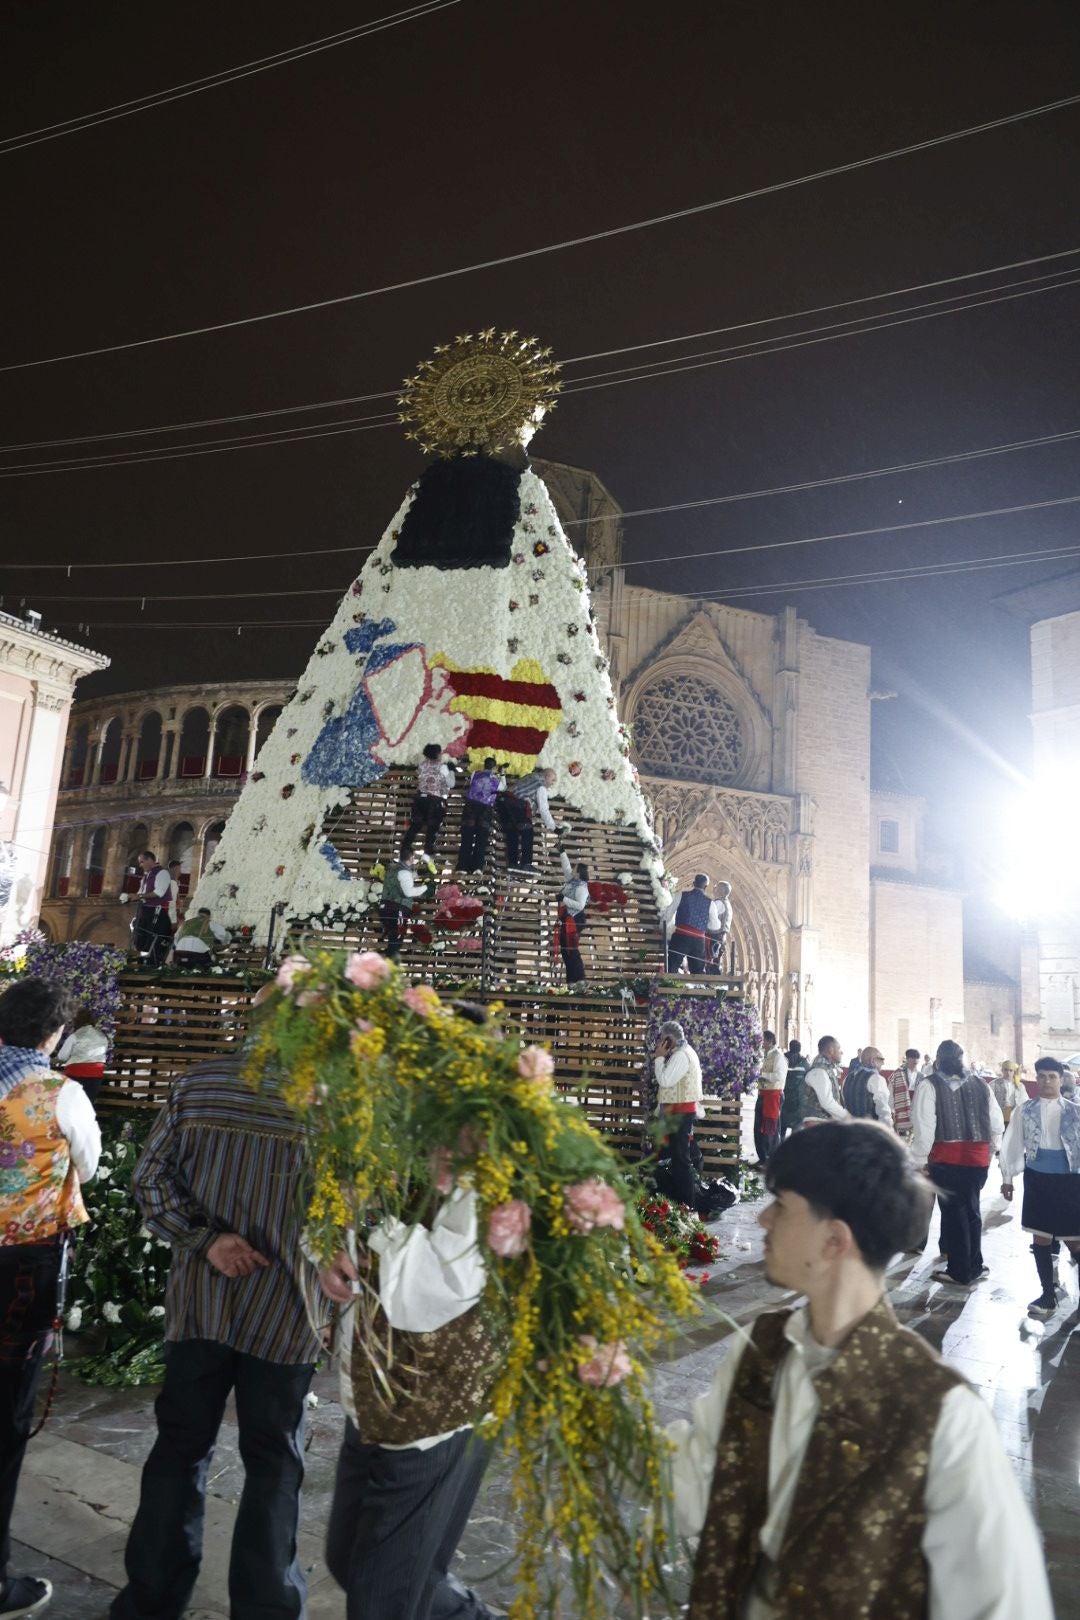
398, 330, 562, 457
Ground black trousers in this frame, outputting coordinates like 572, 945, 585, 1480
135, 906, 172, 966
325, 1420, 492, 1620
401, 794, 447, 857
662, 1112, 698, 1209
496, 797, 533, 867
457, 802, 494, 872
111, 1338, 315, 1620
0, 1240, 61, 1581
667, 928, 707, 974
929, 1162, 988, 1284
559, 910, 587, 985
380, 903, 408, 962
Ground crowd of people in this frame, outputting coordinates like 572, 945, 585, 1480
0, 970, 1067, 1618
119, 849, 228, 970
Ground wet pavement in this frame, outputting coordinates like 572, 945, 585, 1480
13, 1181, 1078, 1617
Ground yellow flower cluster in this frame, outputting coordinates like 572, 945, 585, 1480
244, 947, 699, 1620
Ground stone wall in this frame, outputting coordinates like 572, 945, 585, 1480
870, 877, 964, 1061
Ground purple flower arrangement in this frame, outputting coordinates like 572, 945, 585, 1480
643, 984, 761, 1107
21, 936, 125, 1055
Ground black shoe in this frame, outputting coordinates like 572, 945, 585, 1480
931, 1269, 975, 1289
1028, 1292, 1058, 1319
0, 1576, 52, 1618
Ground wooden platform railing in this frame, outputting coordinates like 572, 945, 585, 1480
312, 769, 667, 990
101, 974, 742, 1175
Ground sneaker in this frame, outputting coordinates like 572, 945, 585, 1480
1027, 1292, 1058, 1319
0, 1575, 52, 1618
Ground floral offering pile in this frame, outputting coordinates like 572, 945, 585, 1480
246, 946, 699, 1620
636, 1191, 723, 1272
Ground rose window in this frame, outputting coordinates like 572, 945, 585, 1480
633, 674, 746, 785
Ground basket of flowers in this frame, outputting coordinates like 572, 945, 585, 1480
246, 946, 699, 1620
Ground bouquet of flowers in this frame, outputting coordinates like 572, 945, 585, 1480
635, 1191, 722, 1269
246, 947, 699, 1620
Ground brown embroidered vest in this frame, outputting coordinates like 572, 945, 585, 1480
349, 1299, 496, 1446
688, 1300, 965, 1620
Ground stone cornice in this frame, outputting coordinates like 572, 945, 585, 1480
0, 610, 109, 684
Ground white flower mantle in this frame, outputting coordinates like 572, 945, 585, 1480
192, 469, 665, 943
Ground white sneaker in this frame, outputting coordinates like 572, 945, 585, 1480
0, 1576, 52, 1619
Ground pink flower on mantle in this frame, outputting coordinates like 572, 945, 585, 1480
402, 984, 440, 1018
516, 1046, 554, 1081
344, 951, 392, 989
575, 1337, 632, 1388
275, 955, 310, 993
487, 1200, 532, 1258
564, 1179, 626, 1234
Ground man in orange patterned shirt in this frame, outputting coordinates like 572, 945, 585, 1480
0, 977, 100, 1619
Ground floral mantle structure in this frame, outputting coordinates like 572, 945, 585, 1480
252, 946, 699, 1620
190, 333, 667, 948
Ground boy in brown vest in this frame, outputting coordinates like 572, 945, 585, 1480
668, 1122, 1051, 1619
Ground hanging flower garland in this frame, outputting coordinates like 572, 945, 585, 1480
245, 946, 698, 1620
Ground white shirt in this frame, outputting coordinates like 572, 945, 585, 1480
56, 1080, 102, 1181
654, 1043, 704, 1106
327, 1188, 486, 1452
394, 866, 429, 900
999, 1097, 1069, 1182
167, 878, 180, 926
760, 1047, 788, 1092
864, 1066, 894, 1131
910, 1073, 1005, 1167
804, 1061, 849, 1121
668, 1306, 1053, 1620
56, 1025, 109, 1067
173, 919, 229, 955
662, 893, 729, 933
559, 851, 589, 915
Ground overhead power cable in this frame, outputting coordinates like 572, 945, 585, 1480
3, 426, 1079, 572
3, 271, 1078, 481
43, 541, 1080, 632
0, 3, 463, 156
14, 492, 1080, 603
2, 244, 1077, 457
3, 91, 1079, 372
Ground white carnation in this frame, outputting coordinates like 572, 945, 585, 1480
65, 1306, 83, 1331
96, 1166, 112, 1181
102, 1301, 122, 1324
149, 1305, 166, 1319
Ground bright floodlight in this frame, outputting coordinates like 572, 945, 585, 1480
993, 770, 1080, 921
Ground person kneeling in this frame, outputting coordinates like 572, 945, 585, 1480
668, 1122, 1053, 1619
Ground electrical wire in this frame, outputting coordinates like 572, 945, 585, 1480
2, 244, 1077, 457
3, 91, 1078, 372
13, 492, 1080, 604
0, 4, 463, 156
3, 270, 1078, 481
43, 540, 1080, 631
3, 424, 1080, 573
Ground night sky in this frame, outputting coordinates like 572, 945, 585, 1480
3, 1, 1079, 862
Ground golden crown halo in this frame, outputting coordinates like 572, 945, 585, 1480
397, 328, 562, 457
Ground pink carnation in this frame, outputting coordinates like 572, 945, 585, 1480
345, 951, 392, 990
486, 1199, 532, 1258
563, 1179, 626, 1234
516, 1045, 555, 1081
402, 984, 440, 1018
576, 1337, 632, 1388
275, 954, 310, 992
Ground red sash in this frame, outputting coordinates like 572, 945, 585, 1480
672, 924, 708, 942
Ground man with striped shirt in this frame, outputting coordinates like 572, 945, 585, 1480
110, 1056, 321, 1620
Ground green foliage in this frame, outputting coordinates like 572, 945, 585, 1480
67, 1110, 170, 1386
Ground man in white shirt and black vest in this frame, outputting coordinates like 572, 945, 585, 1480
664, 874, 728, 975
668, 1121, 1053, 1620
910, 1039, 1004, 1289
378, 855, 429, 963
842, 1046, 894, 1131
125, 851, 173, 967
557, 848, 590, 989
653, 1021, 704, 1209
802, 1037, 849, 1124
999, 1056, 1080, 1319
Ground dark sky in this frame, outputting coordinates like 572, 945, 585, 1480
3, 0, 1079, 858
